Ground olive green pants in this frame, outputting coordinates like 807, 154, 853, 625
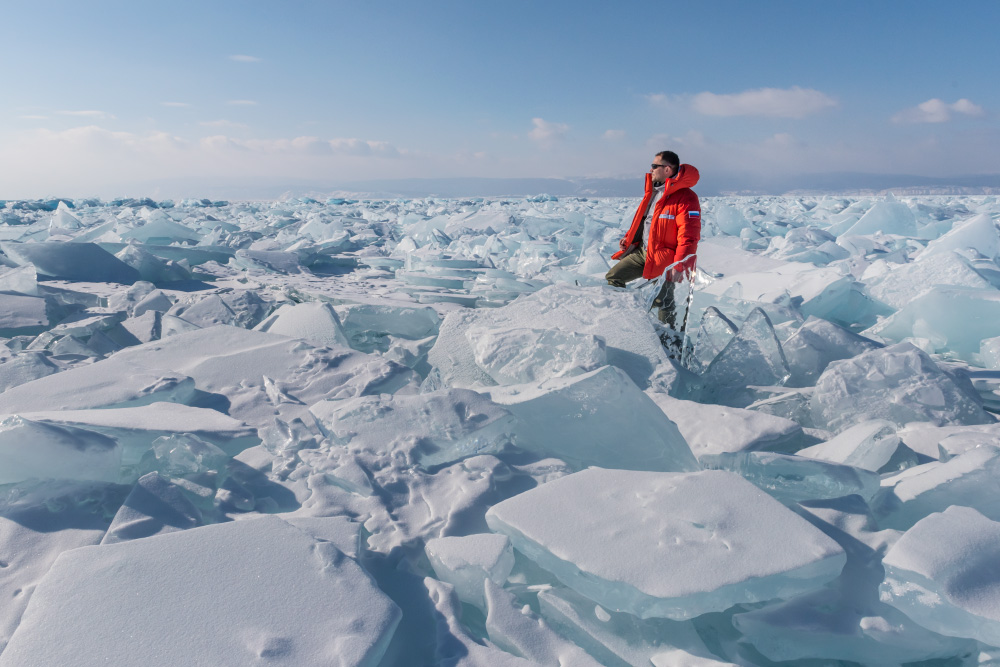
606, 248, 677, 327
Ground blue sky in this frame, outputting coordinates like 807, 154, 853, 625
2, 0, 998, 197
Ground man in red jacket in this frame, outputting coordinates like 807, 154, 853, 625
606, 151, 701, 328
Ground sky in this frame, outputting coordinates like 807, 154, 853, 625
1, 0, 998, 198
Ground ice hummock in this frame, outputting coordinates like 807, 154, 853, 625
486, 468, 845, 620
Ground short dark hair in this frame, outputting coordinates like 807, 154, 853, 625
655, 151, 679, 168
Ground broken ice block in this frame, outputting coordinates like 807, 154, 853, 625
485, 365, 699, 472
918, 212, 1000, 262
0, 241, 140, 284
0, 293, 48, 334
782, 316, 882, 387
700, 451, 880, 503
865, 286, 1000, 359
334, 303, 440, 353
0, 516, 401, 667
809, 342, 993, 433
310, 389, 516, 468
874, 446, 1000, 530
646, 391, 807, 458
253, 301, 350, 349
700, 308, 790, 407
880, 506, 1000, 647
425, 533, 515, 609
467, 326, 606, 384
839, 198, 917, 238
866, 250, 992, 311
796, 420, 902, 472
0, 416, 121, 484
486, 468, 845, 620
689, 306, 738, 374
101, 471, 203, 544
0, 352, 58, 392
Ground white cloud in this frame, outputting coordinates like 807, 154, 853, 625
603, 129, 626, 141
227, 100, 258, 106
161, 102, 192, 108
19, 115, 48, 120
229, 54, 261, 63
57, 110, 116, 119
528, 118, 569, 148
690, 87, 837, 118
891, 98, 986, 123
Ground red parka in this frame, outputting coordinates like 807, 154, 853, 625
611, 164, 701, 279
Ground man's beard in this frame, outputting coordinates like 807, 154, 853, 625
652, 177, 665, 187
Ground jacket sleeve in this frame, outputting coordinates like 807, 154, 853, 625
673, 199, 701, 272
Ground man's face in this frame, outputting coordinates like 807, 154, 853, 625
650, 158, 677, 186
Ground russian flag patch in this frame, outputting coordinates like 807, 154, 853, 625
689, 211, 701, 217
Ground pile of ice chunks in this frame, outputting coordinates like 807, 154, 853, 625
0, 192, 998, 665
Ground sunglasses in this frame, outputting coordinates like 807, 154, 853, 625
650, 163, 671, 170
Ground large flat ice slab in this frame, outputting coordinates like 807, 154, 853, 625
486, 468, 845, 620
0, 516, 401, 667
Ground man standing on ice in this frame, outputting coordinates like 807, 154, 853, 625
606, 151, 701, 329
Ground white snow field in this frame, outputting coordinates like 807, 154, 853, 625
0, 192, 997, 666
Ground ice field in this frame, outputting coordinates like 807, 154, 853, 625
0, 191, 999, 666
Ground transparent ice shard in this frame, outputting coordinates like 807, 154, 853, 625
918, 212, 1000, 262
310, 388, 516, 468
425, 533, 514, 609
880, 506, 1000, 647
486, 468, 845, 620
0, 264, 39, 296
782, 316, 882, 387
537, 586, 736, 667
809, 342, 993, 433
334, 303, 440, 353
467, 326, 606, 384
981, 336, 1000, 369
700, 308, 790, 408
874, 446, 1000, 530
115, 242, 191, 283
797, 420, 903, 472
0, 241, 140, 284
700, 451, 881, 503
485, 365, 699, 472
0, 517, 401, 667
689, 306, 738, 374
253, 301, 350, 349
101, 471, 203, 544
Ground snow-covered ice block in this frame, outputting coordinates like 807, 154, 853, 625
701, 451, 881, 503
897, 422, 1000, 460
0, 293, 48, 333
0, 516, 401, 667
646, 391, 806, 457
425, 533, 514, 609
254, 301, 350, 349
115, 243, 191, 283
282, 516, 363, 560
0, 416, 121, 484
537, 586, 736, 667
782, 316, 882, 387
485, 468, 845, 620
467, 326, 606, 384
428, 284, 674, 391
484, 366, 698, 472
700, 308, 790, 407
797, 420, 903, 472
809, 342, 993, 433
310, 389, 516, 468
874, 446, 1000, 530
0, 352, 58, 393
0, 265, 39, 296
839, 197, 917, 238
880, 506, 1000, 647
866, 250, 992, 311
484, 580, 602, 666
918, 212, 1000, 262
865, 286, 1000, 359
0, 241, 140, 284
